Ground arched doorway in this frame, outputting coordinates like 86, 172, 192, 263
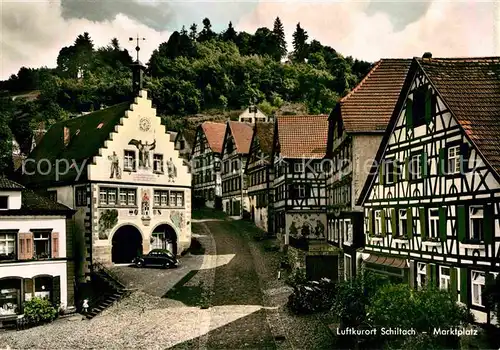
111, 225, 143, 263
151, 224, 177, 255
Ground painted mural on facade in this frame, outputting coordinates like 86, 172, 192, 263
108, 151, 121, 179
98, 209, 119, 239
288, 213, 326, 239
170, 210, 185, 230
141, 189, 151, 225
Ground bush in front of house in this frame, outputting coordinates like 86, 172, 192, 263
287, 277, 337, 314
285, 268, 308, 287
23, 297, 58, 325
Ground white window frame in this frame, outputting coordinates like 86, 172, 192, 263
417, 262, 427, 289
33, 232, 50, 259
120, 189, 127, 205
0, 232, 16, 257
124, 150, 136, 171
375, 210, 382, 235
471, 270, 485, 307
108, 189, 117, 205
440, 266, 451, 290
297, 185, 306, 198
385, 160, 394, 184
412, 207, 420, 235
447, 145, 461, 174
344, 255, 352, 280
314, 162, 322, 173
410, 154, 422, 180
153, 154, 164, 173
294, 162, 304, 173
469, 206, 484, 242
399, 209, 407, 237
429, 209, 439, 239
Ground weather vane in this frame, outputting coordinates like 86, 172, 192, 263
129, 34, 146, 62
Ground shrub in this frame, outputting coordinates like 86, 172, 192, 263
287, 278, 336, 314
286, 268, 308, 287
23, 297, 57, 325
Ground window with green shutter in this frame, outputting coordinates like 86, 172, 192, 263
368, 209, 373, 237
460, 268, 469, 304
381, 210, 387, 237
379, 161, 385, 185
450, 267, 458, 299
419, 208, 427, 239
424, 88, 435, 124
439, 207, 448, 242
391, 209, 397, 236
421, 152, 428, 177
406, 208, 413, 239
404, 157, 410, 181
457, 205, 467, 243
406, 99, 414, 129
438, 148, 447, 176
483, 204, 494, 244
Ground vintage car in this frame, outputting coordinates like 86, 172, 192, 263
133, 249, 179, 268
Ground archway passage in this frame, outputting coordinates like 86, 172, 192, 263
151, 224, 178, 256
112, 225, 143, 263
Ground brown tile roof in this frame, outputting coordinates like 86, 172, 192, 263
276, 115, 329, 158
418, 57, 500, 175
228, 121, 254, 154
339, 59, 412, 132
201, 122, 226, 153
255, 122, 274, 155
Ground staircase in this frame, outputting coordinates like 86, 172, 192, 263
86, 261, 129, 320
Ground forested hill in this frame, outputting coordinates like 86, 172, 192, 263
0, 17, 372, 173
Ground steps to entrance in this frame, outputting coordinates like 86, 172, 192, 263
86, 261, 129, 320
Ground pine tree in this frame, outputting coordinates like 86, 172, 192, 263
180, 25, 188, 36
222, 21, 237, 42
292, 23, 308, 63
272, 17, 287, 61
198, 18, 216, 42
189, 23, 197, 40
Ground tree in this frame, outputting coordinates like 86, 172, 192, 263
292, 23, 308, 63
222, 21, 237, 42
180, 25, 188, 36
198, 18, 216, 42
189, 23, 198, 41
272, 17, 287, 61
0, 109, 13, 176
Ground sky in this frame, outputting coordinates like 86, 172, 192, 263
1, 0, 499, 80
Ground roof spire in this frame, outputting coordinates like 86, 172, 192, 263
129, 35, 146, 94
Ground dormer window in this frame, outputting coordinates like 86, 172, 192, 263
0, 196, 7, 209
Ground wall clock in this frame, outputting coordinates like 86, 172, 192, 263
139, 117, 151, 132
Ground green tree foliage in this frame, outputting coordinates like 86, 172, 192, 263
23, 297, 58, 324
0, 21, 373, 173
272, 17, 287, 61
292, 23, 309, 63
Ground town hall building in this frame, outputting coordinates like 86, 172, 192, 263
21, 84, 192, 281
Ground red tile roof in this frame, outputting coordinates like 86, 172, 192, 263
201, 122, 226, 153
418, 57, 500, 175
227, 121, 254, 154
276, 115, 329, 158
339, 59, 412, 132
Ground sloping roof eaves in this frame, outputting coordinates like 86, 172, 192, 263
276, 115, 329, 159
201, 122, 226, 154
255, 122, 274, 155
339, 58, 412, 133
228, 121, 254, 154
417, 57, 500, 176
21, 102, 131, 187
0, 177, 24, 190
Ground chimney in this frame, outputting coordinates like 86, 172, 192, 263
422, 52, 432, 59
63, 127, 70, 147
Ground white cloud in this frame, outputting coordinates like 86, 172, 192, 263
235, 0, 498, 61
0, 0, 170, 79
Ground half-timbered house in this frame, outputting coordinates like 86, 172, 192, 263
357, 55, 500, 324
272, 115, 336, 280
221, 121, 254, 217
191, 122, 226, 207
325, 59, 411, 280
245, 122, 274, 232
21, 66, 192, 281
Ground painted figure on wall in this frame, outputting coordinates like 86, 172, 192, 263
128, 139, 156, 169
108, 151, 121, 179
141, 189, 150, 217
98, 209, 118, 239
170, 211, 185, 230
166, 157, 177, 182
315, 220, 325, 238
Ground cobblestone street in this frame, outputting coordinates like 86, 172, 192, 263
0, 219, 335, 349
